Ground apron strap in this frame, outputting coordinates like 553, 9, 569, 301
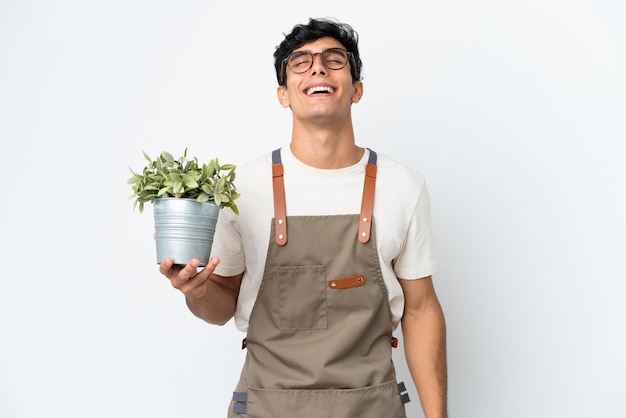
272, 149, 288, 245
271, 148, 378, 246
358, 149, 377, 244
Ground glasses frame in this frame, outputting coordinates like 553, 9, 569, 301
280, 48, 354, 85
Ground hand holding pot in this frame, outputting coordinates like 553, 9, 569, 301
159, 256, 242, 325
160, 256, 220, 300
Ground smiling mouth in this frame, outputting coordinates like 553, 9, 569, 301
305, 86, 335, 95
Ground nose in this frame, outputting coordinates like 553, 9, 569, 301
310, 52, 327, 76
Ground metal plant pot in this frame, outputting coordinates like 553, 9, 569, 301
153, 198, 220, 267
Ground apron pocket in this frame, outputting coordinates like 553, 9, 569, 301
244, 380, 406, 418
278, 265, 327, 330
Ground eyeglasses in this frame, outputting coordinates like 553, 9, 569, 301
281, 48, 353, 83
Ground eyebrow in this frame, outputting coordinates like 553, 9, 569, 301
291, 47, 346, 54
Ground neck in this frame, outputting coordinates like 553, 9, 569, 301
289, 120, 363, 169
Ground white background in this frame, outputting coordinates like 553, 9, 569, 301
1, 1, 625, 417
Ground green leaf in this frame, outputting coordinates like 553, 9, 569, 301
161, 151, 175, 163
184, 176, 199, 188
206, 159, 216, 176
128, 149, 240, 215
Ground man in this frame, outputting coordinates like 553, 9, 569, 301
160, 18, 447, 418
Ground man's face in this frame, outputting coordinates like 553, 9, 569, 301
277, 36, 363, 123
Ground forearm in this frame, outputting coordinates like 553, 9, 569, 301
402, 301, 447, 418
185, 273, 241, 325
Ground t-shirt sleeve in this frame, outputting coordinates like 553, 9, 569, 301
393, 182, 437, 280
210, 209, 246, 277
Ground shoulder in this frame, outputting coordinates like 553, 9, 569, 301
375, 152, 428, 191
225, 151, 275, 222
236, 152, 273, 176
231, 152, 274, 193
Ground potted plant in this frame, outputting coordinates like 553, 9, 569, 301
128, 148, 240, 267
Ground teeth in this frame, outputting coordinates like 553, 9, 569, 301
306, 86, 334, 95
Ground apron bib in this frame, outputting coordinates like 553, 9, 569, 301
228, 149, 408, 418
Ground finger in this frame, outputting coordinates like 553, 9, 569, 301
178, 271, 209, 296
159, 258, 176, 276
204, 256, 220, 273
169, 259, 202, 288
185, 257, 219, 282
181, 258, 201, 279
175, 257, 220, 294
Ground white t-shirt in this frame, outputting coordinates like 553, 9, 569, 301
212, 146, 437, 332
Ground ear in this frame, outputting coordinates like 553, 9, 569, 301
277, 85, 290, 108
351, 81, 364, 104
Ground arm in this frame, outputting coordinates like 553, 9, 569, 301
160, 257, 243, 325
399, 276, 447, 418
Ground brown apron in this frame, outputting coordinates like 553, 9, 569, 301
228, 149, 409, 417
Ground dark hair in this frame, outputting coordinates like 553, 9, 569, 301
273, 18, 363, 86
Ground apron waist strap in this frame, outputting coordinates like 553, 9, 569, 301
242, 336, 397, 350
